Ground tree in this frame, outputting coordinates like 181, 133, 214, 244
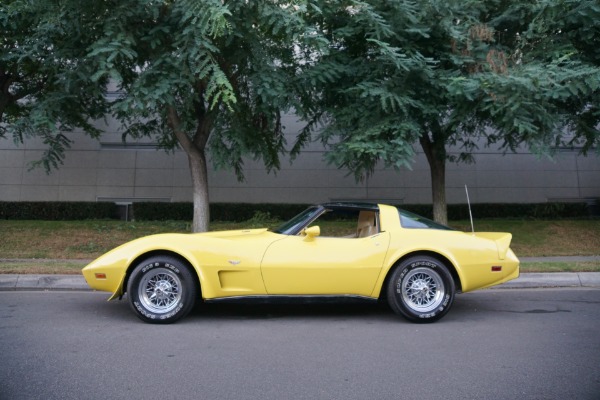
110, 1, 330, 232
5, 0, 597, 228
2, 0, 323, 232
304, 0, 600, 224
1, 0, 109, 170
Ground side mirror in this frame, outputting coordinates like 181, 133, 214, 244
302, 226, 320, 241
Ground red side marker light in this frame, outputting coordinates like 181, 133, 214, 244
95, 273, 107, 279
491, 266, 502, 272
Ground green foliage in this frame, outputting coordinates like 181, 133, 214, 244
1, 0, 330, 231
132, 202, 590, 222
300, 1, 435, 177
455, 202, 589, 220
0, 201, 591, 222
3, 0, 598, 229
205, 1, 329, 179
294, 0, 600, 224
1, 0, 110, 170
0, 202, 117, 220
133, 202, 308, 222
70, 0, 326, 180
401, 202, 590, 220
132, 202, 193, 222
303, 0, 599, 177
244, 210, 280, 228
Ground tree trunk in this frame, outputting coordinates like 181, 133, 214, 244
419, 128, 448, 225
167, 105, 211, 232
429, 156, 447, 225
187, 149, 210, 232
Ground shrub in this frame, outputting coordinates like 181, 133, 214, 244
0, 202, 117, 220
0, 201, 591, 221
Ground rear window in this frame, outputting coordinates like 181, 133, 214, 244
398, 209, 454, 230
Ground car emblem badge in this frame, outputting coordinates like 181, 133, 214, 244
228, 260, 241, 265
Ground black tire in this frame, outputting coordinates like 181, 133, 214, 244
387, 256, 455, 323
127, 256, 198, 324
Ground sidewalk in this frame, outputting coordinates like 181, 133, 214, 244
0, 272, 599, 292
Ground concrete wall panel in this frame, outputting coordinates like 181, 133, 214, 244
59, 168, 98, 186
135, 168, 174, 187
61, 151, 99, 169
20, 185, 59, 201
97, 169, 135, 187
59, 186, 97, 201
133, 186, 174, 200
579, 171, 600, 187
135, 151, 175, 169
0, 150, 25, 167
97, 151, 136, 169
0, 168, 23, 185
0, 185, 21, 201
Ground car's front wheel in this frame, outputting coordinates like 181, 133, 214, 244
387, 256, 455, 323
127, 256, 198, 324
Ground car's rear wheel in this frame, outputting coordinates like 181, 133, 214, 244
127, 256, 198, 324
387, 256, 455, 323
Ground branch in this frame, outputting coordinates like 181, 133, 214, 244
192, 81, 213, 150
419, 132, 434, 166
166, 105, 195, 154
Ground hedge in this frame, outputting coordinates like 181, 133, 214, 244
0, 202, 118, 220
401, 202, 590, 220
137, 202, 593, 222
133, 202, 308, 222
0, 201, 592, 221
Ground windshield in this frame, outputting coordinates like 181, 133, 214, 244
398, 209, 454, 230
272, 206, 323, 235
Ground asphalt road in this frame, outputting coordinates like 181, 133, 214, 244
1, 288, 599, 400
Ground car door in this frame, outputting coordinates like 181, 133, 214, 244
260, 231, 390, 296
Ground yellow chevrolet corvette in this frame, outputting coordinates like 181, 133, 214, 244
83, 203, 519, 324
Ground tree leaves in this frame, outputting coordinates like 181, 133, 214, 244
1, 0, 109, 171
3, 0, 598, 188
307, 0, 599, 178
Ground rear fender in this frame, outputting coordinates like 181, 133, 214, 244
374, 249, 464, 298
473, 233, 512, 260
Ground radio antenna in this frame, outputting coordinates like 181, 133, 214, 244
465, 184, 475, 234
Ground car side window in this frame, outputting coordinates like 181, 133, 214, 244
307, 209, 379, 238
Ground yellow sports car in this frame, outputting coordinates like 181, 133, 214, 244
83, 203, 519, 323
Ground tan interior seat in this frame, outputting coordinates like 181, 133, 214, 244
356, 211, 377, 238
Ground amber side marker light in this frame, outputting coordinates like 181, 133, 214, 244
491, 266, 502, 272
95, 273, 107, 279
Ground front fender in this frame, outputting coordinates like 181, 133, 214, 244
82, 234, 203, 300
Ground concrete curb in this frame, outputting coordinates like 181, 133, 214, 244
0, 272, 599, 292
495, 272, 600, 289
0, 274, 90, 291
520, 256, 600, 263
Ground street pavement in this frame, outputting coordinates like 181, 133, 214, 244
0, 256, 599, 291
2, 288, 600, 399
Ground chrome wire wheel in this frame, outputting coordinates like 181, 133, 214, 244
401, 267, 445, 313
138, 267, 182, 314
